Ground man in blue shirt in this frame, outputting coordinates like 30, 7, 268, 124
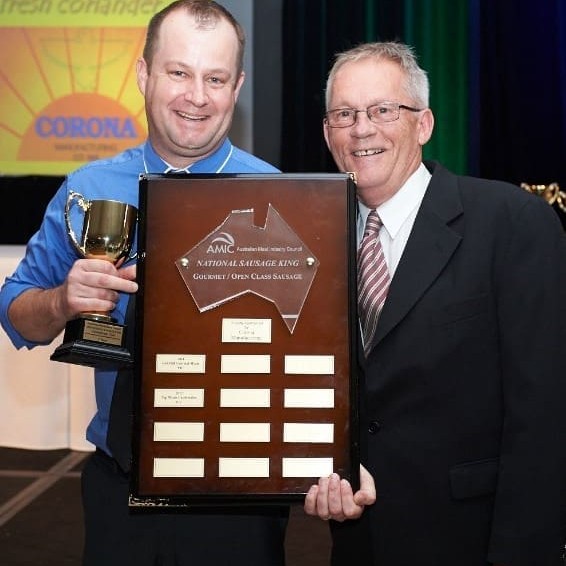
0, 1, 287, 565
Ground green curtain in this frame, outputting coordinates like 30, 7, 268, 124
281, 0, 470, 175
364, 0, 469, 174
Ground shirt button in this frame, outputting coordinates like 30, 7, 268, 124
368, 421, 381, 434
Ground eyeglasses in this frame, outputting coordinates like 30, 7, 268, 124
325, 102, 424, 128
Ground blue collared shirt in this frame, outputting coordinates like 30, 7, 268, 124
0, 139, 279, 453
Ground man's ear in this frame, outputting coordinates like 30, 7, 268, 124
323, 120, 331, 149
418, 108, 435, 146
136, 58, 148, 96
233, 71, 245, 102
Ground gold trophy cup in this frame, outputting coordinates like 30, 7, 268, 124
50, 191, 138, 369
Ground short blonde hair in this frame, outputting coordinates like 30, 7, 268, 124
325, 41, 429, 109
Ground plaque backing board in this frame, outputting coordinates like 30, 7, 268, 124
130, 173, 358, 506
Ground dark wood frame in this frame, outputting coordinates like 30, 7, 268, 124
130, 173, 358, 506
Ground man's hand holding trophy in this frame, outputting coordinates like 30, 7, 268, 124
50, 191, 137, 369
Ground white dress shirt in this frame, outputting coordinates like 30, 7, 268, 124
357, 162, 432, 278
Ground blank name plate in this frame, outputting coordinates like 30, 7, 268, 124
130, 174, 359, 506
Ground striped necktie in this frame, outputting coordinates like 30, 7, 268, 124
358, 210, 391, 356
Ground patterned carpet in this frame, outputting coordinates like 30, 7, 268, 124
0, 447, 330, 566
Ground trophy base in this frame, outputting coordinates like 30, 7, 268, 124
50, 317, 133, 370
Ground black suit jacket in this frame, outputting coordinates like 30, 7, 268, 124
332, 162, 566, 566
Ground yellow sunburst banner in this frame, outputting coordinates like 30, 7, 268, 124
0, 0, 168, 27
0, 1, 167, 174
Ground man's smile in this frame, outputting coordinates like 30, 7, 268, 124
176, 110, 208, 121
353, 148, 385, 157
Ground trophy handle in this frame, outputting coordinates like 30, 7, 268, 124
65, 191, 90, 257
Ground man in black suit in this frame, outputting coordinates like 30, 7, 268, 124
304, 41, 566, 566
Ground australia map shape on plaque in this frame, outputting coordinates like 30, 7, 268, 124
175, 204, 319, 333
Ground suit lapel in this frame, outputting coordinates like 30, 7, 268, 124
372, 162, 464, 347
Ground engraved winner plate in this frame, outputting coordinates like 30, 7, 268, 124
130, 173, 359, 506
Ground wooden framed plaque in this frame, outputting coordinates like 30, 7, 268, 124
130, 173, 359, 506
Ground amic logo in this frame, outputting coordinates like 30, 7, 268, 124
176, 206, 319, 333
207, 232, 235, 254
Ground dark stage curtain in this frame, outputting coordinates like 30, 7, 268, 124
281, 0, 566, 229
0, 176, 62, 244
479, 0, 566, 226
281, 0, 470, 175
479, 0, 566, 188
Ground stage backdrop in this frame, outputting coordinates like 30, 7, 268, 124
0, 2, 163, 175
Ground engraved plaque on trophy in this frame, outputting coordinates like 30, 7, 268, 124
130, 174, 358, 506
50, 191, 137, 369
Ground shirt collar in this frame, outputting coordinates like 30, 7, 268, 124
358, 162, 431, 239
142, 138, 234, 174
